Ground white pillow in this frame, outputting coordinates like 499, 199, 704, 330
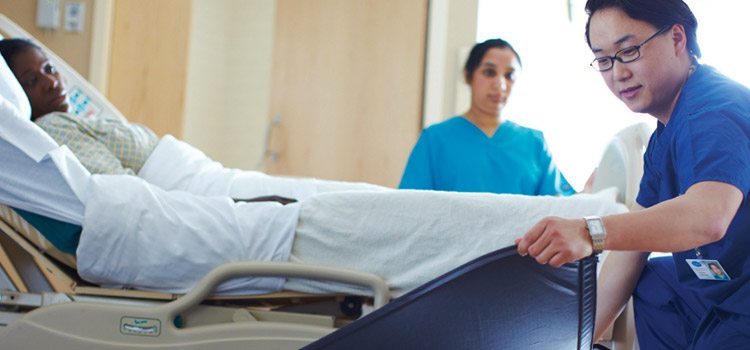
0, 50, 31, 119
0, 43, 88, 223
0, 51, 61, 160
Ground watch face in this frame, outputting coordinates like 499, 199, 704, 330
589, 220, 603, 233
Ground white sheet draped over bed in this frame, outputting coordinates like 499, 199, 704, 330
78, 136, 384, 295
287, 188, 628, 295
78, 175, 299, 294
79, 135, 629, 296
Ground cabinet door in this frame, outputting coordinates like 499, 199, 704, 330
267, 0, 427, 187
107, 0, 191, 137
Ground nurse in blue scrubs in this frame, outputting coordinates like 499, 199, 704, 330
517, 0, 750, 348
399, 38, 575, 196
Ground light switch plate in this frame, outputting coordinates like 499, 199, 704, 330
36, 0, 61, 30
64, 2, 86, 33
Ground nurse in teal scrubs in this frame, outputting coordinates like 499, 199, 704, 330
399, 38, 574, 195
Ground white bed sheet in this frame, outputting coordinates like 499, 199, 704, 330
287, 188, 627, 295
79, 175, 298, 294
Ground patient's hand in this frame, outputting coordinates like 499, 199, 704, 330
233, 195, 298, 205
515, 217, 593, 267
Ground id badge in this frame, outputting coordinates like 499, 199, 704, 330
686, 259, 731, 281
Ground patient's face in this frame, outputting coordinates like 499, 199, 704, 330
467, 47, 519, 116
8, 48, 69, 121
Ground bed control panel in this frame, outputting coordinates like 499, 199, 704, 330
120, 316, 161, 337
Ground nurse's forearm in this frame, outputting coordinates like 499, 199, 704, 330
603, 181, 742, 252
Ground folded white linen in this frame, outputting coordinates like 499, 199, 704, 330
78, 175, 299, 294
286, 188, 627, 295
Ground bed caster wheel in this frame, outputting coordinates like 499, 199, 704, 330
339, 296, 362, 317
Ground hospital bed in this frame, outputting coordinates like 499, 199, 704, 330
0, 209, 598, 349
0, 12, 651, 349
0, 169, 611, 349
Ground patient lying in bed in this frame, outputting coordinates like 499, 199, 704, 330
0, 38, 628, 297
0, 38, 381, 201
0, 39, 156, 174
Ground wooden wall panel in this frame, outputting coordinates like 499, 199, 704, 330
268, 0, 428, 186
107, 0, 191, 137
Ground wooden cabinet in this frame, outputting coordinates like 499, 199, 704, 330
266, 0, 427, 187
107, 0, 191, 138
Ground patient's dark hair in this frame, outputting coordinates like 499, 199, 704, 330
584, 0, 701, 59
464, 38, 522, 82
0, 38, 43, 69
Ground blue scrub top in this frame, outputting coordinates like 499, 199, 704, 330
637, 65, 750, 316
399, 117, 574, 195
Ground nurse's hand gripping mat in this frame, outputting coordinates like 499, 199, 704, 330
305, 245, 597, 350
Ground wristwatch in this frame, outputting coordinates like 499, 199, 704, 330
584, 216, 607, 255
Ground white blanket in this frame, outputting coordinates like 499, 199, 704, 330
80, 135, 321, 294
78, 136, 384, 295
139, 135, 386, 200
286, 188, 628, 295
78, 175, 299, 294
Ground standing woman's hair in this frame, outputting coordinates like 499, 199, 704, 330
464, 38, 522, 81
0, 38, 43, 68
584, 0, 701, 59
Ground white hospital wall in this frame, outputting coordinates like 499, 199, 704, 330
422, 0, 479, 128
475, 0, 646, 190
182, 0, 275, 170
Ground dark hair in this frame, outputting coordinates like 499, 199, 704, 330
584, 0, 701, 59
464, 38, 522, 81
0, 38, 42, 68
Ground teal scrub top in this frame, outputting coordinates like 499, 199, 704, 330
399, 117, 574, 195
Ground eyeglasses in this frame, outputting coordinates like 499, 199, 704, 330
589, 26, 671, 72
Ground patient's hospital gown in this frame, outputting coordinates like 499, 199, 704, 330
35, 111, 158, 175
